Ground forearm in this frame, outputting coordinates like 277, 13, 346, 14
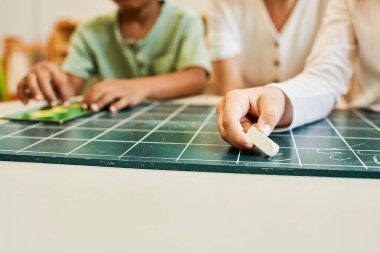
270, 0, 355, 129
138, 67, 208, 100
270, 74, 344, 129
212, 57, 246, 95
214, 76, 246, 95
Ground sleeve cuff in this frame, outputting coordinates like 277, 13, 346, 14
61, 63, 92, 80
208, 45, 241, 62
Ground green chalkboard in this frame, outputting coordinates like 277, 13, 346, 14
0, 102, 379, 179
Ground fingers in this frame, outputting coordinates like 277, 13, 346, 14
35, 68, 58, 106
17, 73, 43, 104
17, 79, 29, 104
26, 73, 44, 101
43, 63, 70, 104
109, 94, 146, 112
82, 84, 121, 112
240, 116, 254, 133
16, 62, 72, 106
216, 88, 287, 150
110, 97, 129, 112
93, 93, 116, 112
82, 85, 104, 104
216, 99, 226, 137
82, 85, 105, 110
256, 87, 286, 136
216, 91, 254, 150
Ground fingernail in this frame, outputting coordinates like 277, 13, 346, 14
91, 104, 99, 112
64, 101, 70, 107
81, 103, 88, 110
35, 94, 43, 100
261, 124, 272, 136
110, 106, 116, 113
51, 101, 58, 107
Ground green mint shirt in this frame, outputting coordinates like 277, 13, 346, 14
61, 2, 211, 81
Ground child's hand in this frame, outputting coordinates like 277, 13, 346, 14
81, 79, 151, 112
17, 62, 75, 106
216, 87, 292, 150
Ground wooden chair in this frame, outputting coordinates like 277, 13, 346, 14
47, 20, 78, 63
3, 37, 46, 100
2, 19, 78, 100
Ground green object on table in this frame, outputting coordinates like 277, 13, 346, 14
0, 60, 5, 100
1, 102, 92, 124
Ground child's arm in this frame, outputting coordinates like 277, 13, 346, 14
212, 56, 246, 95
20, 21, 98, 107
81, 67, 207, 112
82, 9, 210, 112
17, 62, 86, 106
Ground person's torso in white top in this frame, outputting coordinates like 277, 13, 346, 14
349, 0, 380, 111
208, 0, 329, 87
270, 0, 380, 129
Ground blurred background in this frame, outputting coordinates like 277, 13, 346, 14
0, 0, 210, 101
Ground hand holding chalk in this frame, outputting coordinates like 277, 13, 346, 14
216, 87, 291, 151
247, 126, 279, 157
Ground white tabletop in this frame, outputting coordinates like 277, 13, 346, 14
1, 96, 380, 253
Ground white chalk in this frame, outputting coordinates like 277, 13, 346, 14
247, 126, 279, 157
